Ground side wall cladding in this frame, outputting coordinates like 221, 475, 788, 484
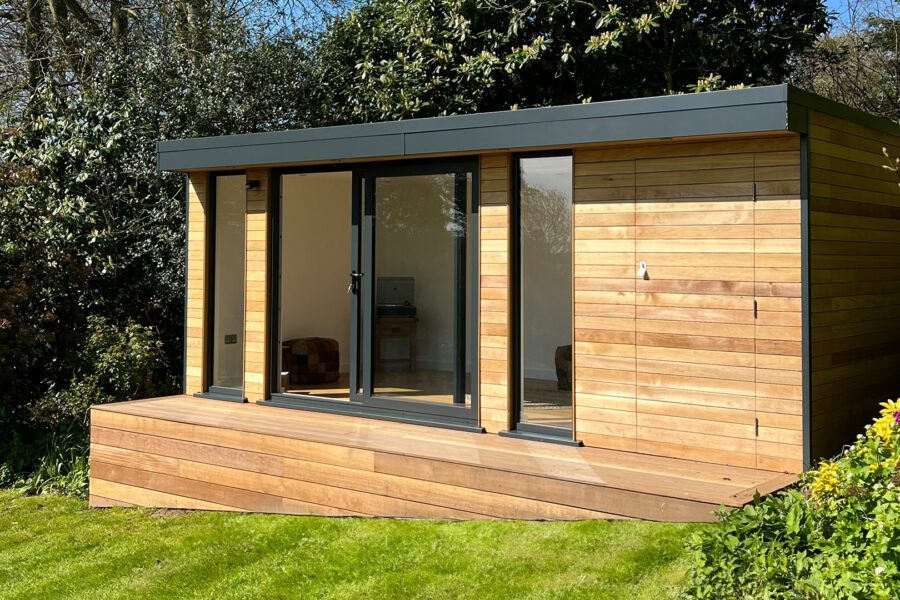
808, 111, 900, 459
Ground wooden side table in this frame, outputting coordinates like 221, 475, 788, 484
374, 316, 417, 371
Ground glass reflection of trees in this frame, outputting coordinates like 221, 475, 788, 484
519, 156, 573, 429
520, 179, 572, 265
375, 174, 466, 237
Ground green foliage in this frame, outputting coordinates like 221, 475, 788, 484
1, 7, 315, 494
0, 84, 182, 432
688, 400, 900, 599
0, 427, 89, 497
97, 22, 316, 139
31, 317, 169, 427
313, 0, 830, 122
11, 434, 90, 497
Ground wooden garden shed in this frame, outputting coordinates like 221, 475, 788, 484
89, 84, 900, 521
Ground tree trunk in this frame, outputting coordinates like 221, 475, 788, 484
48, 0, 86, 80
179, 0, 210, 65
110, 0, 127, 52
24, 0, 49, 97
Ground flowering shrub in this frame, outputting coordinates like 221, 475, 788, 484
688, 400, 900, 599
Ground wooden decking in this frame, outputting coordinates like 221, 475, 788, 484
89, 396, 795, 522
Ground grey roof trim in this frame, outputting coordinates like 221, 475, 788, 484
157, 84, 897, 171
158, 85, 798, 171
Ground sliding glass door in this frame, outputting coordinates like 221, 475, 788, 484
270, 159, 478, 429
360, 161, 476, 425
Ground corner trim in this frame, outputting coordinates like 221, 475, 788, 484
182, 173, 189, 394
800, 130, 812, 470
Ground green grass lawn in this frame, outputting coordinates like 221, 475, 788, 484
0, 491, 705, 599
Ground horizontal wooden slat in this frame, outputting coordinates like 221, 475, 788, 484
808, 110, 900, 461
573, 136, 802, 470
88, 396, 793, 522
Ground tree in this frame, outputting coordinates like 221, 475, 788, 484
312, 0, 831, 123
0, 3, 331, 488
794, 0, 900, 123
0, 0, 347, 121
0, 84, 182, 429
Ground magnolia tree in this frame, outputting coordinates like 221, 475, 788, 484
312, 0, 830, 123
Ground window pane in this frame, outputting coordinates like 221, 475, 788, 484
465, 173, 473, 403
519, 156, 573, 430
373, 173, 470, 405
279, 172, 353, 399
212, 175, 246, 389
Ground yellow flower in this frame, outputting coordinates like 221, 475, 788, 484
810, 461, 841, 500
872, 413, 895, 445
879, 399, 900, 419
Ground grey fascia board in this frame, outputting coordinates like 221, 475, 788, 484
158, 132, 406, 171
787, 85, 900, 138
157, 84, 795, 171
404, 102, 789, 155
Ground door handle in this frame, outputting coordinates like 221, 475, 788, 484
348, 271, 363, 295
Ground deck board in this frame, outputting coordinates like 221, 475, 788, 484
89, 396, 794, 522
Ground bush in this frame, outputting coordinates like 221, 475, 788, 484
0, 427, 89, 497
31, 316, 169, 428
12, 432, 90, 497
688, 401, 900, 599
0, 316, 167, 497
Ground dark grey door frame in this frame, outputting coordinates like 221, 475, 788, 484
264, 157, 482, 432
502, 150, 582, 446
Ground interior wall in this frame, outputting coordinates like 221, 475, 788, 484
373, 175, 473, 372
280, 172, 352, 373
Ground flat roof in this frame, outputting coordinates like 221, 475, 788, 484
157, 84, 900, 171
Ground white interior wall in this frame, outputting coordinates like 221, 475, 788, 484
280, 172, 352, 373
374, 175, 473, 372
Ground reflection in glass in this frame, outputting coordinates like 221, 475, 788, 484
372, 173, 471, 405
519, 156, 573, 430
279, 172, 354, 399
212, 175, 246, 389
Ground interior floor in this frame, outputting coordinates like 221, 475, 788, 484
522, 377, 573, 429
285, 369, 470, 405
285, 370, 572, 427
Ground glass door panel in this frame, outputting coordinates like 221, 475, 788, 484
272, 161, 476, 429
278, 171, 358, 401
364, 165, 474, 418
